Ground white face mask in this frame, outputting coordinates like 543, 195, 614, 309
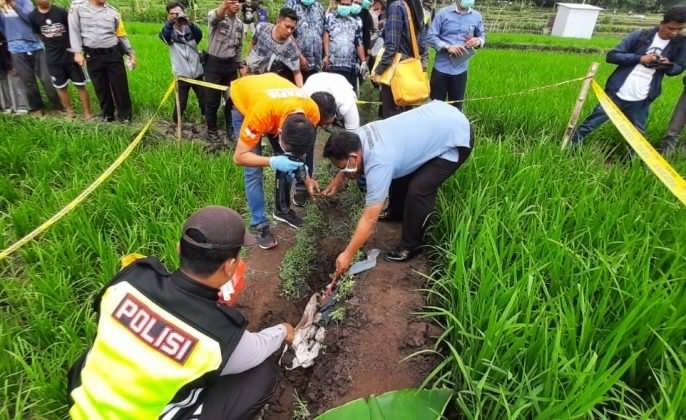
341, 156, 358, 173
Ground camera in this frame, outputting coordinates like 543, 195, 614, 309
174, 11, 189, 24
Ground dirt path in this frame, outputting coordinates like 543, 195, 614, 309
232, 137, 438, 418
303, 222, 439, 415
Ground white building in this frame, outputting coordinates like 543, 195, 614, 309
551, 3, 604, 40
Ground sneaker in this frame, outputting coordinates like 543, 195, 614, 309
272, 209, 303, 229
383, 246, 422, 263
293, 186, 308, 207
207, 130, 220, 143
378, 209, 402, 223
253, 223, 278, 250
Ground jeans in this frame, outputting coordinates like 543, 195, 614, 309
571, 93, 650, 145
233, 109, 307, 226
660, 88, 686, 152
430, 69, 468, 110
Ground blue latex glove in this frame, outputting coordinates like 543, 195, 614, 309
269, 155, 303, 173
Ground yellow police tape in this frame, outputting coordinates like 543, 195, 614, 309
177, 77, 229, 92
178, 74, 590, 105
0, 80, 177, 263
592, 81, 686, 207
358, 75, 591, 105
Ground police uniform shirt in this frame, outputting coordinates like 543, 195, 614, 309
68, 2, 132, 53
207, 9, 243, 60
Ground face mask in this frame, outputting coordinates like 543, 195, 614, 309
301, 0, 315, 6
218, 259, 246, 305
351, 4, 362, 14
361, 0, 371, 9
459, 0, 474, 9
341, 156, 358, 174
337, 5, 352, 16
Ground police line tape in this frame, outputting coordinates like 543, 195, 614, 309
358, 75, 593, 105
178, 74, 592, 105
592, 81, 686, 207
0, 80, 177, 263
177, 77, 229, 92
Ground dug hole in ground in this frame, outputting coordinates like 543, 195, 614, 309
233, 142, 440, 419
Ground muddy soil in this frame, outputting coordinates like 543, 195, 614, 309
303, 220, 440, 415
236, 199, 439, 419
232, 127, 439, 418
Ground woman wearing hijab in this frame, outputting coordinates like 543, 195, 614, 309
370, 0, 426, 118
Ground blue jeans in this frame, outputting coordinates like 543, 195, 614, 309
232, 109, 301, 226
571, 94, 650, 145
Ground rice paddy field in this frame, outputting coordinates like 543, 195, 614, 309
2, 16, 686, 420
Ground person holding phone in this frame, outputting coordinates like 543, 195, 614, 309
572, 7, 686, 147
426, 0, 484, 110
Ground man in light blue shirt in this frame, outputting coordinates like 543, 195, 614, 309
321, 100, 474, 268
426, 0, 484, 110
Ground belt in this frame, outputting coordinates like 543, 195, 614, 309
207, 54, 238, 64
83, 46, 119, 55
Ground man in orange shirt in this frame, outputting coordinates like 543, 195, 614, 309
230, 73, 337, 249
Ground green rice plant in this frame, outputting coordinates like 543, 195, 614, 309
279, 198, 327, 300
0, 116, 245, 418
424, 138, 686, 418
292, 390, 312, 420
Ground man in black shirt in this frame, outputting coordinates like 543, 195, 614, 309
29, 0, 92, 118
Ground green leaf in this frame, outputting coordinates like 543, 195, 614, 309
316, 388, 452, 420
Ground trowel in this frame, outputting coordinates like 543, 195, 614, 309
349, 248, 381, 275
319, 249, 381, 317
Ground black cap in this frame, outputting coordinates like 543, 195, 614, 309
181, 206, 256, 250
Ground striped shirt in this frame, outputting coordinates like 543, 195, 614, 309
68, 3, 133, 53
207, 10, 243, 59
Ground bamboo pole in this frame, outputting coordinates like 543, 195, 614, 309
562, 62, 599, 149
175, 79, 182, 144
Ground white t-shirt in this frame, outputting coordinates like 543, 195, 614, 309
617, 33, 670, 102
303, 72, 360, 130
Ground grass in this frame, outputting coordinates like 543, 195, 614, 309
0, 116, 244, 418
425, 139, 686, 418
486, 32, 622, 52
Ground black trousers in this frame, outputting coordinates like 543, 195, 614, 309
204, 55, 238, 133
330, 68, 357, 90
85, 48, 132, 121
268, 135, 314, 214
11, 50, 60, 110
68, 353, 277, 420
430, 69, 468, 110
173, 76, 206, 122
387, 140, 473, 249
380, 84, 410, 118
199, 360, 278, 420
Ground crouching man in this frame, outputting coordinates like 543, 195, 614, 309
67, 206, 294, 419
230, 73, 336, 249
322, 100, 473, 273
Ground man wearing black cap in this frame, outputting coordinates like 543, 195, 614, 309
67, 206, 294, 419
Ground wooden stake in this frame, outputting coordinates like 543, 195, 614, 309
562, 62, 599, 149
175, 79, 182, 144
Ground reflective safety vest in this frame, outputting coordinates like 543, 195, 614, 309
68, 257, 246, 419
